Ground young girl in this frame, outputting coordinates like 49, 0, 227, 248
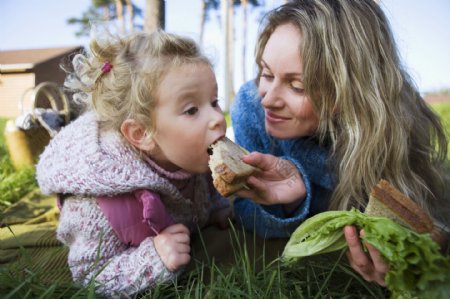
36, 30, 229, 297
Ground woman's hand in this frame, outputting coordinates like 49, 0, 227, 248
235, 152, 306, 208
154, 224, 191, 272
344, 225, 389, 286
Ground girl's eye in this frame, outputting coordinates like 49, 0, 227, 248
212, 99, 220, 107
184, 107, 198, 115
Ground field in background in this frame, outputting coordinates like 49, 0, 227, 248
1, 102, 449, 210
0, 102, 449, 298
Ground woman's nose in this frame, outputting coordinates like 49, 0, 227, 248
260, 80, 283, 109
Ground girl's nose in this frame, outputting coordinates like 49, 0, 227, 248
209, 108, 226, 131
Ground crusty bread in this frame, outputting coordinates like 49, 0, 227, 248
209, 137, 256, 197
365, 179, 433, 233
212, 175, 247, 197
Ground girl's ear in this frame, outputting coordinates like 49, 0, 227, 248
120, 119, 154, 151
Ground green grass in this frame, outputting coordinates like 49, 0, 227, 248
0, 103, 449, 298
225, 111, 231, 127
429, 102, 450, 160
0, 118, 38, 211
0, 225, 388, 298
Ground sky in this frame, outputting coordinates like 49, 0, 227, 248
1, 0, 450, 94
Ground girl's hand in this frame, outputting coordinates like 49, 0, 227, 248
235, 152, 306, 208
154, 224, 191, 272
344, 225, 389, 286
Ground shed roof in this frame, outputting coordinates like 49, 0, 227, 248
0, 46, 82, 65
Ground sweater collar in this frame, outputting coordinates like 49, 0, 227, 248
143, 155, 193, 180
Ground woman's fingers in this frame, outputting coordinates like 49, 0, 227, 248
364, 242, 388, 286
344, 226, 388, 286
242, 152, 276, 171
344, 226, 372, 271
361, 230, 390, 274
361, 231, 389, 286
235, 175, 270, 204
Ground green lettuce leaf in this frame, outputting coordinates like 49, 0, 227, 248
282, 209, 450, 298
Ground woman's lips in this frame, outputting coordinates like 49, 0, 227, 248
265, 110, 290, 123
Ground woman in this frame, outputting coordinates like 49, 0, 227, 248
231, 0, 449, 285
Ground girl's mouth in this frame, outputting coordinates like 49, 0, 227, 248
207, 136, 224, 155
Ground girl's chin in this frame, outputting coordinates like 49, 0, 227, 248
184, 162, 210, 174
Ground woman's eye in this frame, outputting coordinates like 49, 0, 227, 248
290, 81, 304, 93
261, 73, 274, 80
184, 107, 198, 115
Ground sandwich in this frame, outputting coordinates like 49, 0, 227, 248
364, 179, 433, 233
282, 179, 448, 298
208, 137, 257, 197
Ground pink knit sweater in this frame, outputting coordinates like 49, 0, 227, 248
36, 111, 228, 297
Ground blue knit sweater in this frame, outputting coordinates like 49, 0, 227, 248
231, 80, 335, 238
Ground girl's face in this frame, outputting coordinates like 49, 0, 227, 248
258, 23, 319, 139
150, 63, 226, 173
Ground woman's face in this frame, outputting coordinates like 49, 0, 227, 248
258, 23, 319, 139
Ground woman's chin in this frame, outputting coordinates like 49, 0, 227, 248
265, 124, 293, 139
265, 121, 314, 139
266, 127, 289, 139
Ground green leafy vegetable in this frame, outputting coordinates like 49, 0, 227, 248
282, 209, 450, 298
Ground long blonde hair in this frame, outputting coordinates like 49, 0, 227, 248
64, 30, 211, 140
256, 0, 449, 226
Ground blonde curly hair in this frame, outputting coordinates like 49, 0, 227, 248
64, 30, 212, 141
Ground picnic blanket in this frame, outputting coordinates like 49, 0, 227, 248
0, 188, 71, 285
0, 188, 291, 291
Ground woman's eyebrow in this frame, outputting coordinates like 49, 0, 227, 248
285, 73, 303, 80
262, 59, 302, 79
260, 59, 271, 70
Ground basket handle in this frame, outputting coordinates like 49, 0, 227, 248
20, 81, 70, 124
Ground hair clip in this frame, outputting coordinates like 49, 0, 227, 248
101, 61, 113, 74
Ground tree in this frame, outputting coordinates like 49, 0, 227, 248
241, 0, 248, 82
200, 0, 261, 111
67, 0, 143, 36
199, 0, 206, 44
240, 0, 260, 83
199, 0, 221, 45
144, 0, 165, 32
221, 0, 235, 111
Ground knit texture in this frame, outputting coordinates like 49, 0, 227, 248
57, 197, 173, 297
231, 80, 335, 238
36, 111, 226, 297
36, 111, 213, 227
38, 111, 190, 197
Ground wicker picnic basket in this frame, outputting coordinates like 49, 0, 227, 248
4, 82, 70, 169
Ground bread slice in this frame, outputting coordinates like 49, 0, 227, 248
212, 176, 247, 197
365, 179, 433, 233
209, 137, 256, 197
